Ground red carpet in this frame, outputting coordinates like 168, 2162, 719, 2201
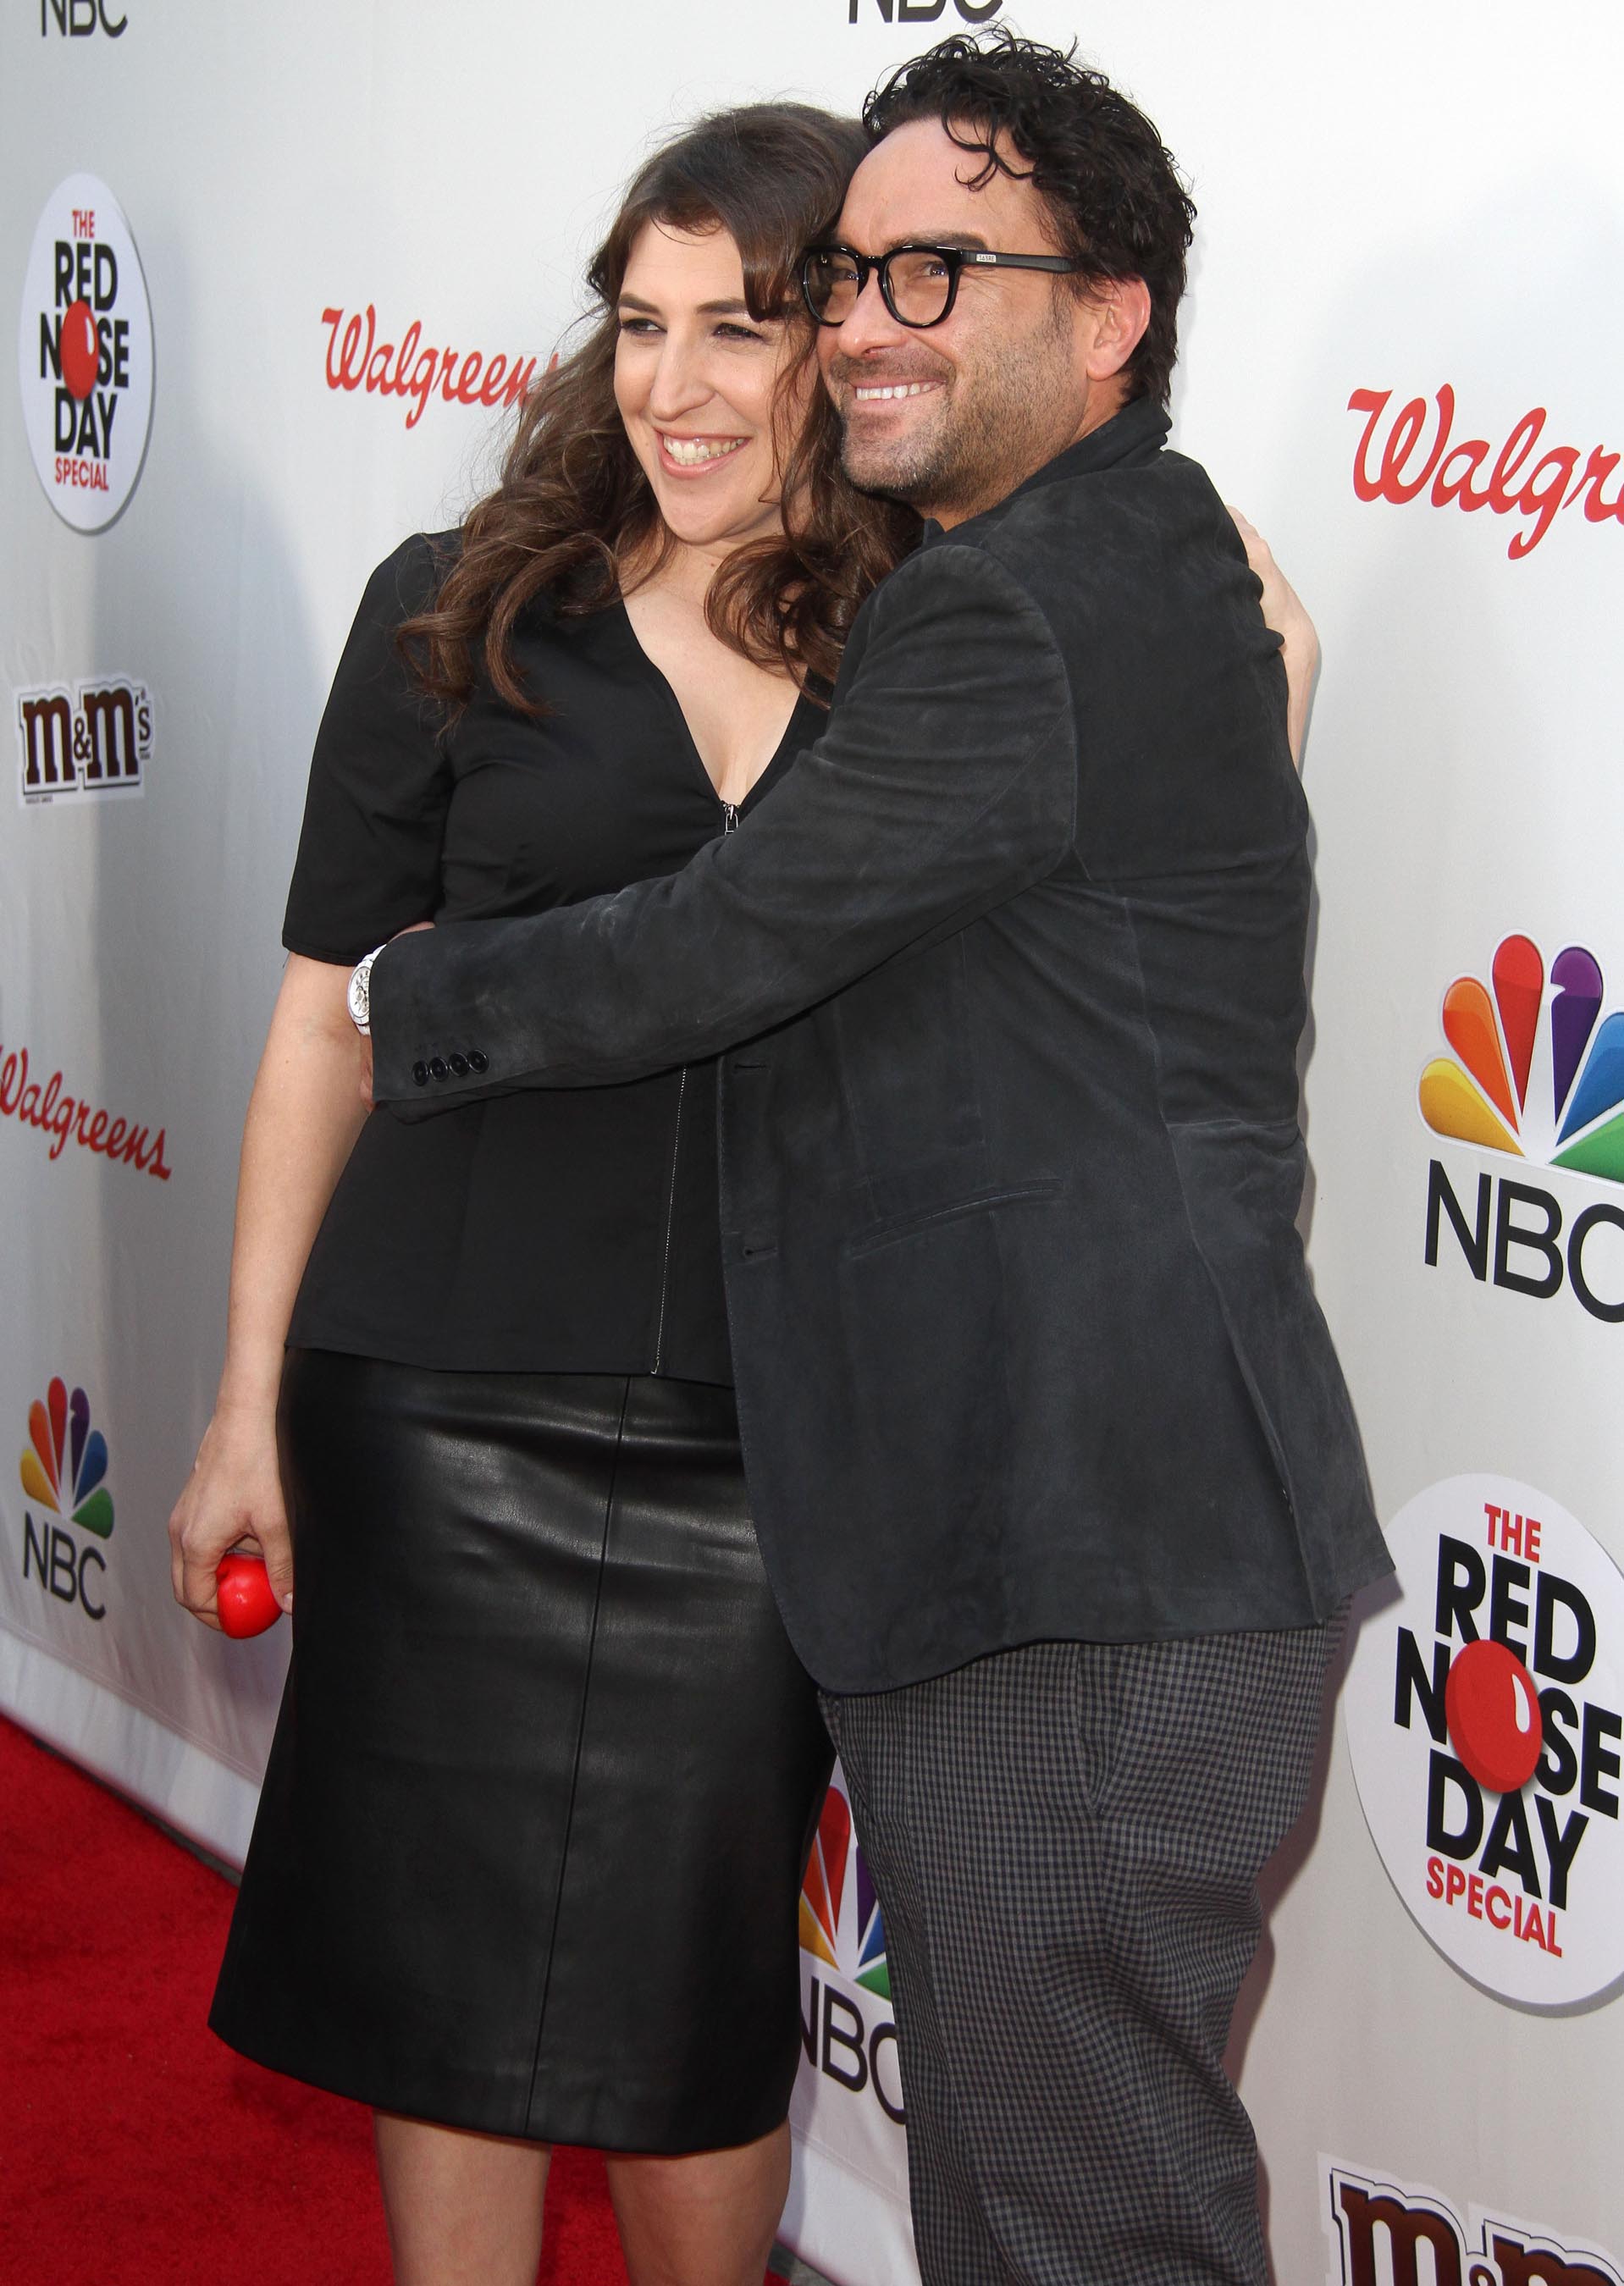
1, 1716, 787, 2283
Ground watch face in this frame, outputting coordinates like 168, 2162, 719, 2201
347, 962, 370, 1025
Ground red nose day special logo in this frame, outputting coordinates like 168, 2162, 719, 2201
1323, 2159, 1621, 2286
19, 174, 152, 531
19, 1377, 114, 1621
1344, 1477, 1624, 2007
798, 1785, 904, 2122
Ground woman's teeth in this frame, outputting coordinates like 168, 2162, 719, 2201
661, 435, 747, 466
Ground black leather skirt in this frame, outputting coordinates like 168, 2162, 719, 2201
210, 1352, 832, 2152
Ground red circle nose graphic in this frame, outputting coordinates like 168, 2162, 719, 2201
60, 299, 98, 401
1444, 1637, 1544, 1794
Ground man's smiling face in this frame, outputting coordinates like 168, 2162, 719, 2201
818, 117, 1130, 528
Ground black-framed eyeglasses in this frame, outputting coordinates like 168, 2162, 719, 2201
799, 242, 1084, 331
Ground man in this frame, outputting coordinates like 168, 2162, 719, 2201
364, 33, 1391, 2283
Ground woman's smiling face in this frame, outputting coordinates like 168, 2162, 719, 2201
614, 219, 813, 554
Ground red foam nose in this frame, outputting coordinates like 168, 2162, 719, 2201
1444, 1637, 1543, 1795
216, 1553, 284, 1640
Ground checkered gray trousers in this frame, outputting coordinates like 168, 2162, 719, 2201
822, 1622, 1340, 2286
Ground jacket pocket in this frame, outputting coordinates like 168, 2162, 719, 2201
831, 933, 986, 1206
835, 1198, 1019, 1661
844, 1178, 1068, 1261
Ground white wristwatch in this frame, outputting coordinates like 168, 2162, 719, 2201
346, 943, 386, 1035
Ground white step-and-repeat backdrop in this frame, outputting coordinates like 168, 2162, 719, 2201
4, 4, 1621, 2281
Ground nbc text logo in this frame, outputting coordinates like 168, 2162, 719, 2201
19, 1378, 114, 1621
848, 0, 1002, 19
1420, 934, 1624, 1322
17, 677, 151, 803
798, 1786, 904, 2123
41, 1, 128, 32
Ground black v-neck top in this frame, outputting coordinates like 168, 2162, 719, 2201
283, 532, 820, 1382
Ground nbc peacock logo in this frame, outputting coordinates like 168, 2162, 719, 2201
797, 1781, 904, 2124
800, 1785, 890, 2000
18, 1377, 113, 1620
21, 1377, 113, 1535
1419, 934, 1624, 1183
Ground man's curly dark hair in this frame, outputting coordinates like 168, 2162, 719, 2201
862, 30, 1196, 408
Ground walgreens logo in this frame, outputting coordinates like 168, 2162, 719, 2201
320, 305, 543, 431
0, 1042, 172, 1180
1325, 2159, 1619, 2286
1349, 385, 1622, 560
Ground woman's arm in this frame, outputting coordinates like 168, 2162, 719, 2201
168, 955, 367, 1629
1228, 507, 1320, 770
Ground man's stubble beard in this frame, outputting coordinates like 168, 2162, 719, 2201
837, 295, 1080, 522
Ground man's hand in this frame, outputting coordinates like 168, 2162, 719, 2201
358, 920, 434, 1111
1227, 507, 1319, 771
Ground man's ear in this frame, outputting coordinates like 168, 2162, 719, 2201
1079, 276, 1152, 382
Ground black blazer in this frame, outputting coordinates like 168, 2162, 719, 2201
371, 398, 1391, 1692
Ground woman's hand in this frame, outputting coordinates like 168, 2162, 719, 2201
168, 1407, 294, 1630
1228, 507, 1320, 771
166, 952, 367, 1633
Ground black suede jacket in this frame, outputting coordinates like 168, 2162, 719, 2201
370, 397, 1392, 1692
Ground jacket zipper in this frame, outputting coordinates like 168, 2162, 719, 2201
649, 1065, 688, 1375
653, 799, 732, 1372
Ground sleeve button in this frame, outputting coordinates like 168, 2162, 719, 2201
449, 1053, 469, 1077
412, 1062, 428, 1088
428, 1057, 450, 1080
467, 1049, 489, 1074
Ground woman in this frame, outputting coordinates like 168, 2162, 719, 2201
172, 104, 902, 2286
170, 102, 1317, 2286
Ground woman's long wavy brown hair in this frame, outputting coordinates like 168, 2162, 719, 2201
402, 104, 914, 713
